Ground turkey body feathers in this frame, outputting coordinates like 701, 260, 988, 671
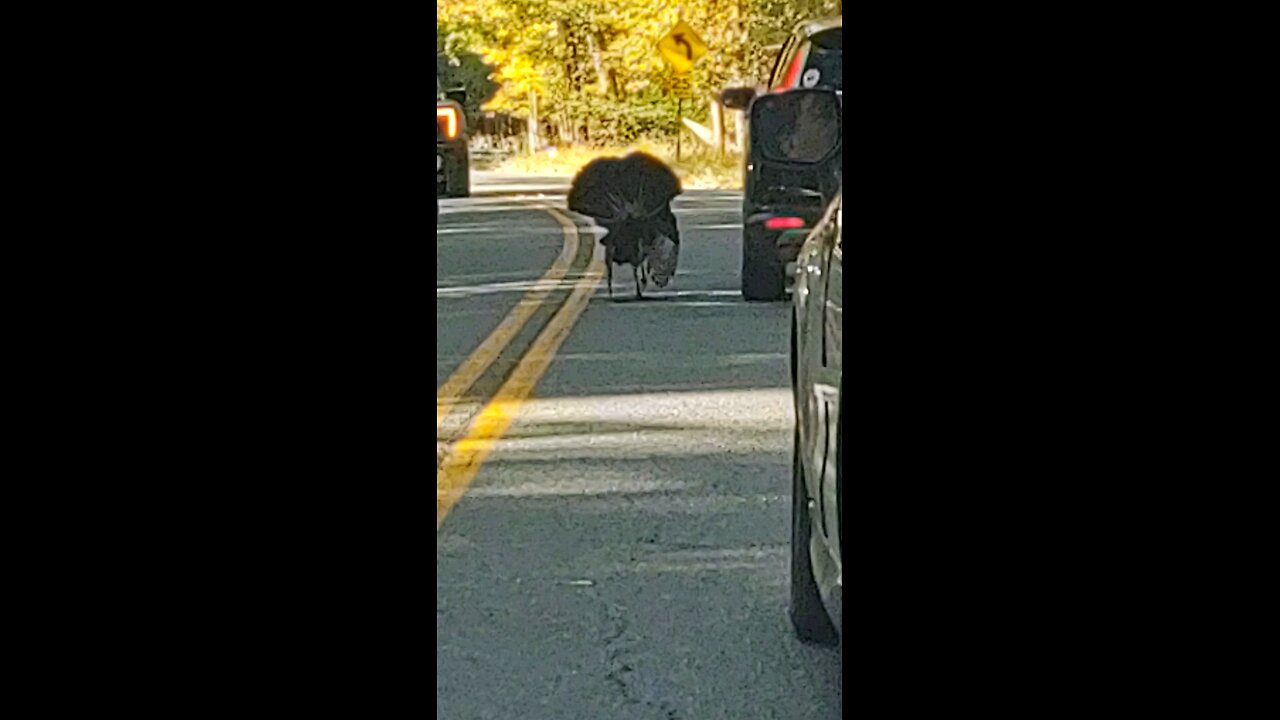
568, 153, 683, 298
567, 153, 681, 223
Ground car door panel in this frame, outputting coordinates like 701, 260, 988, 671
796, 232, 825, 510
821, 213, 842, 551
797, 204, 840, 543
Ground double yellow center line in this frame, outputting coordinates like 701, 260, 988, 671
436, 205, 603, 529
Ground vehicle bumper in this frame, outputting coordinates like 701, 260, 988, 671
745, 210, 823, 292
746, 210, 824, 262
437, 142, 470, 197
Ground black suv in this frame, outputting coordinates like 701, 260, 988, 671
722, 17, 842, 301
437, 77, 470, 203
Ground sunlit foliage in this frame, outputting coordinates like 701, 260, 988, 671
437, 0, 839, 144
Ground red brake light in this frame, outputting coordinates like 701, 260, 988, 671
765, 217, 806, 230
437, 107, 458, 139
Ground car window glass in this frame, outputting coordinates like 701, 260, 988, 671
810, 28, 841, 51
753, 93, 841, 163
802, 30, 842, 90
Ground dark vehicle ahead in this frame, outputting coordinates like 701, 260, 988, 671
437, 77, 470, 202
722, 16, 842, 301
787, 92, 842, 647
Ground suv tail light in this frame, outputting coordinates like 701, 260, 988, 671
437, 107, 458, 140
766, 216, 806, 230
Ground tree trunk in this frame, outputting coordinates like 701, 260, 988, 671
527, 89, 538, 154
711, 99, 725, 157
587, 33, 609, 96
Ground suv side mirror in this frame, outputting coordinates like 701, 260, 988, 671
446, 88, 467, 104
749, 89, 841, 164
720, 87, 757, 111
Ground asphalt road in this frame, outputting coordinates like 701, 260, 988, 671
437, 171, 841, 719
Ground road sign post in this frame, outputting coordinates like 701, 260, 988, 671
677, 97, 682, 161
658, 21, 708, 162
670, 73, 694, 160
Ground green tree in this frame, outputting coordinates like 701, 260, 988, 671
436, 0, 840, 143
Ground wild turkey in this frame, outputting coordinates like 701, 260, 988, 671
567, 152, 682, 299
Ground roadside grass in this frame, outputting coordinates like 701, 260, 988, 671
490, 140, 743, 191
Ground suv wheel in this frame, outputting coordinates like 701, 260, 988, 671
790, 425, 839, 645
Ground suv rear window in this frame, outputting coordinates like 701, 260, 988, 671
803, 29, 842, 90
811, 28, 841, 51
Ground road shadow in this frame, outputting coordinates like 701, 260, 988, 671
438, 386, 839, 719
437, 443, 842, 720
533, 288, 791, 399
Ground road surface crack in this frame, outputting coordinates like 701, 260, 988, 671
597, 595, 681, 719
